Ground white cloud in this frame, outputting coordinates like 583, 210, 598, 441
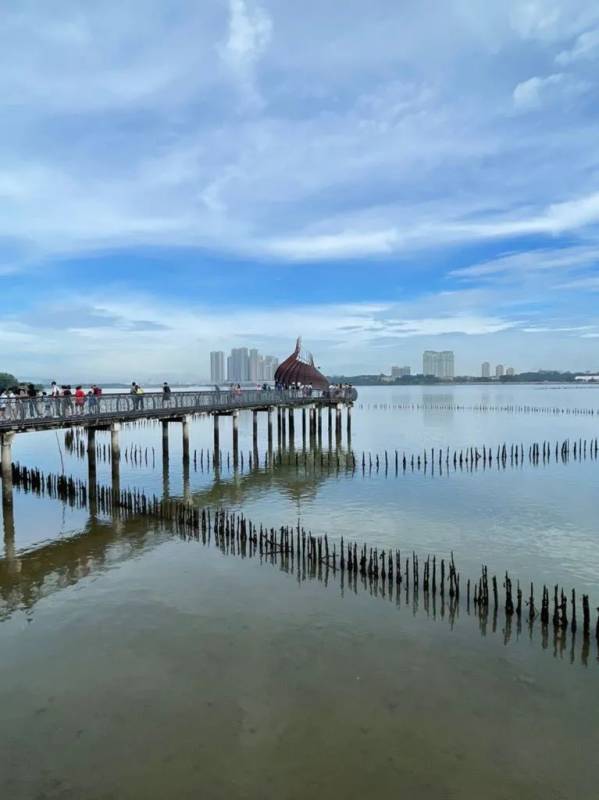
450, 244, 599, 279
512, 73, 564, 110
556, 27, 599, 64
219, 0, 272, 105
265, 229, 399, 260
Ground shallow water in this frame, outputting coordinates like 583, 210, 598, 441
1, 385, 598, 799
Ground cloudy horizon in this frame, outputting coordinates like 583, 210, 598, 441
2, 0, 599, 381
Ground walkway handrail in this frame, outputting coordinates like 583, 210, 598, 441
0, 388, 357, 430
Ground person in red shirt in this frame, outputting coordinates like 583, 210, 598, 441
74, 386, 86, 410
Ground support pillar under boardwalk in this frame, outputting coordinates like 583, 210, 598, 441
335, 405, 342, 447
317, 406, 322, 444
346, 406, 352, 444
87, 428, 98, 517
213, 414, 220, 459
182, 415, 191, 462
162, 420, 169, 460
1, 432, 15, 555
302, 408, 306, 447
110, 422, 121, 498
288, 408, 295, 447
267, 407, 273, 451
1, 431, 14, 487
252, 410, 258, 448
232, 410, 239, 464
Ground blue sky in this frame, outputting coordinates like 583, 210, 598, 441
2, 0, 599, 380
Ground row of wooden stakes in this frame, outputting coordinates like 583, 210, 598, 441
8, 461, 599, 667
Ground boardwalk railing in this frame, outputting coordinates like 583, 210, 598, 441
0, 388, 354, 430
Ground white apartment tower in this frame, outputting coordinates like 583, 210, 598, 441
423, 350, 454, 379
481, 361, 490, 378
210, 351, 225, 384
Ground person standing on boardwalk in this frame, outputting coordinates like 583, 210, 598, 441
74, 386, 86, 412
162, 382, 171, 407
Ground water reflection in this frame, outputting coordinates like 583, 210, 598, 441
2, 482, 597, 669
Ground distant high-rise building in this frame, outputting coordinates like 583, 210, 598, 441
495, 364, 505, 378
423, 351, 454, 379
249, 348, 260, 382
210, 351, 225, 384
228, 348, 249, 382
223, 347, 278, 383
423, 351, 436, 376
262, 356, 278, 381
391, 366, 411, 378
506, 367, 515, 376
481, 361, 490, 378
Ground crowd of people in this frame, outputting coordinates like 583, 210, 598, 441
0, 379, 354, 421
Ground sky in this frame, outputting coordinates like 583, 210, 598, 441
2, 0, 599, 381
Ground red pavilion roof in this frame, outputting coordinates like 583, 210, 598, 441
274, 338, 329, 390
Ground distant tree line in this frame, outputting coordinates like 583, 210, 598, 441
0, 372, 18, 392
328, 371, 583, 386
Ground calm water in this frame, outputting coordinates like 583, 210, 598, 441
1, 385, 598, 799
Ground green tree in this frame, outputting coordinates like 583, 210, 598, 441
0, 372, 18, 391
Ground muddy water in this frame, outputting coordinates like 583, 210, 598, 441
1, 385, 598, 798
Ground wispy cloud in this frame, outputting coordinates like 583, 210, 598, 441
2, 1, 599, 374
219, 0, 272, 106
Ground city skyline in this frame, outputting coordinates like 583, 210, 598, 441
211, 347, 278, 384
3, 2, 599, 381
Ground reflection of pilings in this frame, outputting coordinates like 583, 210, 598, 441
2, 489, 15, 562
182, 415, 191, 462
110, 422, 120, 498
8, 463, 599, 668
183, 456, 191, 504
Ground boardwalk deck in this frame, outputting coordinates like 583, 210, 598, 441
0, 388, 354, 434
